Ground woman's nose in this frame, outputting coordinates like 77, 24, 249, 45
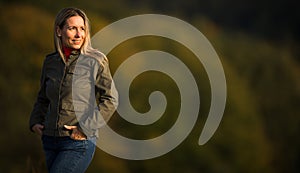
75, 31, 81, 38
75, 29, 83, 38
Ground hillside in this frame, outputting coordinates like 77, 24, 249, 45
0, 1, 299, 173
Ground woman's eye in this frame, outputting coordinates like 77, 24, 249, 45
68, 27, 75, 30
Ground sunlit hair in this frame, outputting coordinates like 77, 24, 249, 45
54, 7, 105, 62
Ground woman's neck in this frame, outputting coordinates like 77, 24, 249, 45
62, 46, 75, 59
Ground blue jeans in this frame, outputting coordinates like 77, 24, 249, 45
42, 135, 96, 173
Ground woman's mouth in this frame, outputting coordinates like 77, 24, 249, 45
73, 40, 81, 44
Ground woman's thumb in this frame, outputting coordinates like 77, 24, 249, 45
64, 125, 76, 130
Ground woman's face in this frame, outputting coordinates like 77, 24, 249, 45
57, 15, 86, 49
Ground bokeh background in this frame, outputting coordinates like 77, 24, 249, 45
0, 0, 299, 172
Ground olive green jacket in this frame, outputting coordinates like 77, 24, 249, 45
29, 50, 118, 138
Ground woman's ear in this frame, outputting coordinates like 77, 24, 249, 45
56, 26, 62, 37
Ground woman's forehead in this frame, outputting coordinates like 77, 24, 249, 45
65, 16, 85, 26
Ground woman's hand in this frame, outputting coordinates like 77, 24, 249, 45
32, 124, 44, 136
64, 125, 87, 140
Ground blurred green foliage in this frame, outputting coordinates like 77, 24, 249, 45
0, 0, 299, 173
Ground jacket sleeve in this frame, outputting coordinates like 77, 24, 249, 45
95, 57, 118, 123
29, 60, 50, 131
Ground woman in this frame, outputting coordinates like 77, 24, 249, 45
29, 7, 118, 172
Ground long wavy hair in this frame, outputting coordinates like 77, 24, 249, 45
54, 7, 104, 62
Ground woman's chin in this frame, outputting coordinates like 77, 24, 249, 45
70, 45, 82, 50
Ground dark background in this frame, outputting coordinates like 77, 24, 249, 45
0, 0, 299, 172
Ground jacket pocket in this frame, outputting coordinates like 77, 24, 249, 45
73, 69, 92, 89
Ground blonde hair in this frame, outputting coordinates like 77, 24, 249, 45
54, 7, 105, 63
